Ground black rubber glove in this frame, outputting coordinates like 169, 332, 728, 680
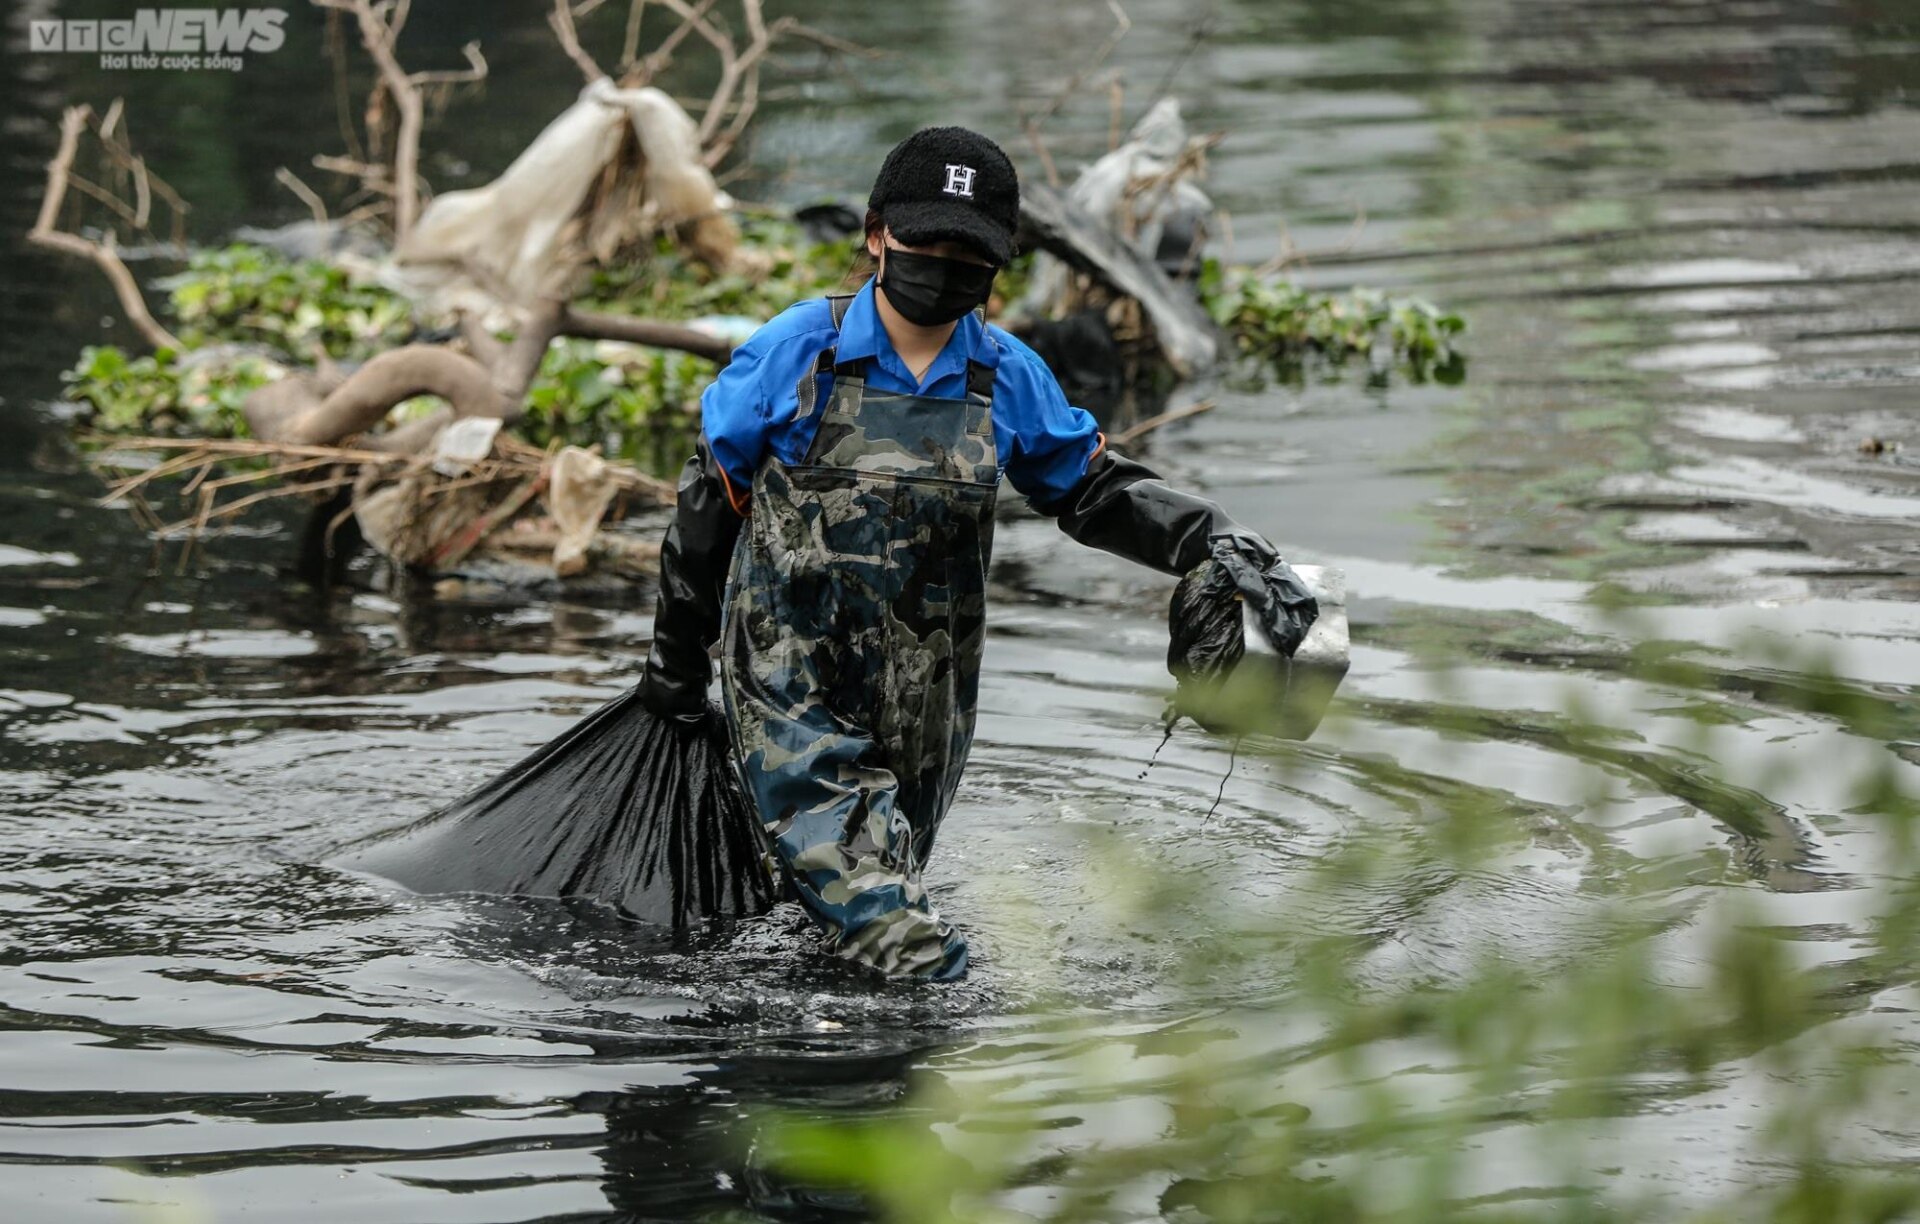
1254, 554, 1320, 657
639, 436, 745, 724
1046, 449, 1260, 574
1048, 448, 1319, 654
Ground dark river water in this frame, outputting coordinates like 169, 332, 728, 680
2, 0, 1919, 1219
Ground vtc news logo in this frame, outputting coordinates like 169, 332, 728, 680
30, 9, 288, 72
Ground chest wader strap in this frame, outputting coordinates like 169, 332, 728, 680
964, 357, 995, 403
800, 293, 1000, 412
793, 295, 865, 421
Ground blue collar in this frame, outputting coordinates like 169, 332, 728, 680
834, 280, 1002, 392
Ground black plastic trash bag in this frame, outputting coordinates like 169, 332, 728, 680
1018, 309, 1128, 422
332, 689, 776, 926
1167, 539, 1349, 741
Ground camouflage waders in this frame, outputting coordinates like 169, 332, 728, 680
718, 296, 997, 980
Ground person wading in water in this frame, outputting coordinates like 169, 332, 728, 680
638, 126, 1316, 980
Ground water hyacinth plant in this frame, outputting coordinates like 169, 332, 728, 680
584, 217, 862, 321
165, 243, 416, 361
62, 344, 276, 437
523, 339, 717, 467
1201, 258, 1468, 385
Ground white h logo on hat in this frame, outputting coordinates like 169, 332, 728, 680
943, 163, 977, 199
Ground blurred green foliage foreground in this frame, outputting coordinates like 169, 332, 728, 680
755, 630, 1920, 1223
60, 218, 1466, 471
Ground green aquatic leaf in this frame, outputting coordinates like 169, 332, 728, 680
61, 343, 271, 437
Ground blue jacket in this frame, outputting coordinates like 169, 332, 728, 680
699, 279, 1105, 514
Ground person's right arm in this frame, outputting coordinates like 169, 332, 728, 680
636, 333, 777, 722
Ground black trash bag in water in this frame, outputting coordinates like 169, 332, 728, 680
332, 689, 775, 926
1167, 538, 1338, 740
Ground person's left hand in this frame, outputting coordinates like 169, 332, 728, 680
1261, 560, 1319, 656
1210, 525, 1279, 571
1208, 531, 1319, 656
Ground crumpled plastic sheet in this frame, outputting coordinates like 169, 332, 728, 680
545, 446, 620, 577
391, 77, 733, 321
1022, 97, 1217, 317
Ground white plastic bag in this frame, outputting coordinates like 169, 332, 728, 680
392, 79, 737, 321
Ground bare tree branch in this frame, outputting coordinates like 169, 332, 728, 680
1108, 398, 1214, 449
1022, 119, 1062, 190
620, 0, 649, 74
311, 0, 486, 243
63, 172, 143, 229
1018, 0, 1132, 187
314, 0, 424, 239
276, 167, 330, 223
324, 8, 368, 164
246, 344, 509, 447
631, 0, 717, 82
457, 312, 505, 368
645, 0, 791, 165
560, 307, 734, 364
413, 42, 489, 90
782, 22, 886, 60
494, 299, 568, 407
29, 105, 183, 352
550, 0, 608, 82
706, 2, 792, 165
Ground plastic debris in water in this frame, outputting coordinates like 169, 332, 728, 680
1167, 554, 1350, 742
331, 690, 775, 927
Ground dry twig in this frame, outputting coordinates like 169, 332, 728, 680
648, 0, 782, 164
648, 0, 862, 167
1018, 0, 1132, 187
87, 434, 676, 548
1255, 203, 1365, 277
551, 0, 608, 81
275, 167, 330, 224
312, 0, 488, 242
29, 104, 186, 351
558, 0, 879, 167
621, 0, 650, 73
631, 0, 718, 82
1109, 398, 1215, 448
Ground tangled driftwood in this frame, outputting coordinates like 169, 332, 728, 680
91, 434, 676, 579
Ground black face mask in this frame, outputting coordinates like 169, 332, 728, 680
877, 247, 997, 327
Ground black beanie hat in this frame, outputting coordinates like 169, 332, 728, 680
867, 126, 1020, 266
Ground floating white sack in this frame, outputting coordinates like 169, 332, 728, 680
391, 78, 742, 322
